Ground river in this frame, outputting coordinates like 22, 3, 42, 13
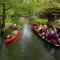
0, 17, 60, 60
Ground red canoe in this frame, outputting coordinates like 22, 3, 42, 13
4, 31, 20, 44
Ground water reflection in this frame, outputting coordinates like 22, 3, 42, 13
20, 24, 32, 52
22, 24, 32, 38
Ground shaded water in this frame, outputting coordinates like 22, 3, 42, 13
0, 17, 60, 60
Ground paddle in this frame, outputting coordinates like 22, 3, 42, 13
51, 22, 60, 44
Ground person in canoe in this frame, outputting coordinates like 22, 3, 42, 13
37, 24, 43, 36
34, 24, 38, 29
9, 23, 18, 29
12, 29, 18, 34
6, 28, 18, 38
12, 23, 18, 29
45, 28, 56, 39
45, 28, 58, 44
42, 23, 48, 38
43, 23, 48, 33
37, 23, 43, 33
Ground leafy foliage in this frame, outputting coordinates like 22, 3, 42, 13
43, 7, 60, 14
0, 0, 60, 23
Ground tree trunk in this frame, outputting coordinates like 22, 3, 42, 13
1, 3, 5, 36
2, 3, 5, 28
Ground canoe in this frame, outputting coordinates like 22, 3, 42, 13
32, 24, 60, 47
4, 31, 20, 44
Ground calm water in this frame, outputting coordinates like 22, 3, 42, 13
0, 18, 60, 60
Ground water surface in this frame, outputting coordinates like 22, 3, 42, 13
0, 18, 60, 60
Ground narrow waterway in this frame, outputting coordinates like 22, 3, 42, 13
0, 18, 60, 60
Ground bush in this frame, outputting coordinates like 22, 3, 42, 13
4, 28, 12, 36
54, 19, 60, 24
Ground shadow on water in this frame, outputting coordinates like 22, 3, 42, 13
0, 17, 60, 60
0, 35, 5, 49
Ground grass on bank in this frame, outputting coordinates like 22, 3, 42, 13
31, 18, 48, 24
30, 18, 60, 25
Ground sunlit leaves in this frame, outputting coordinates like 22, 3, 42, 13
6, 8, 14, 16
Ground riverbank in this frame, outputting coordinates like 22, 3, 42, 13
30, 18, 60, 25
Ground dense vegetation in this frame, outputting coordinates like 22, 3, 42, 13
0, 0, 60, 35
